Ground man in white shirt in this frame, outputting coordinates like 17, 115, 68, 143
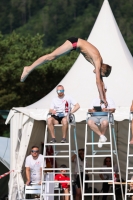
48, 85, 80, 143
25, 146, 45, 185
87, 86, 116, 148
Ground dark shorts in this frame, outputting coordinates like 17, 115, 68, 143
76, 172, 89, 190
67, 37, 78, 50
51, 115, 65, 124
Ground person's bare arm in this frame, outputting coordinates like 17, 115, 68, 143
130, 178, 133, 190
95, 61, 107, 107
71, 103, 80, 114
130, 100, 133, 111
102, 108, 115, 113
71, 153, 77, 162
49, 109, 56, 115
88, 109, 96, 113
102, 81, 106, 102
26, 167, 31, 185
38, 167, 42, 185
99, 174, 105, 180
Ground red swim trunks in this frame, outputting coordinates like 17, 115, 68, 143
67, 37, 78, 50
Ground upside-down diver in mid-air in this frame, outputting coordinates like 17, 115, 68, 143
21, 37, 112, 107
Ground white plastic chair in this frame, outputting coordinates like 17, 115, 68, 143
24, 184, 41, 199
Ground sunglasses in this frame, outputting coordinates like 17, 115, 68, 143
57, 90, 64, 93
31, 150, 39, 153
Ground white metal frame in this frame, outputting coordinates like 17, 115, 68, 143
82, 112, 124, 200
125, 112, 133, 200
54, 182, 61, 200
40, 113, 81, 200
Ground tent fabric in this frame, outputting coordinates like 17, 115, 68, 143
8, 113, 34, 200
6, 0, 133, 199
6, 106, 130, 123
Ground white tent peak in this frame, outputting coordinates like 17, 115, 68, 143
88, 0, 133, 64
8, 0, 133, 122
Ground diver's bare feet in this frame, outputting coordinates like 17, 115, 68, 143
130, 139, 133, 144
20, 66, 30, 82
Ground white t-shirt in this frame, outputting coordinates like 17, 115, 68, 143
50, 94, 77, 116
89, 97, 116, 109
74, 157, 89, 173
100, 164, 118, 180
25, 154, 45, 182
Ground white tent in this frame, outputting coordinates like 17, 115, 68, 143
6, 0, 133, 199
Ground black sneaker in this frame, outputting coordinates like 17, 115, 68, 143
50, 138, 56, 143
61, 138, 67, 143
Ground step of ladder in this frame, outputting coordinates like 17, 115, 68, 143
40, 113, 80, 200
82, 112, 124, 200
44, 142, 69, 146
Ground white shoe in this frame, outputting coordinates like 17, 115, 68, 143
98, 143, 103, 148
98, 135, 107, 148
99, 135, 107, 142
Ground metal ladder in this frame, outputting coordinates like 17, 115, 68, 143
82, 112, 124, 200
125, 111, 133, 200
40, 113, 81, 200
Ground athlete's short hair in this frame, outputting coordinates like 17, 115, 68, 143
57, 85, 64, 88
103, 157, 111, 165
104, 64, 112, 77
78, 148, 84, 152
60, 164, 67, 168
31, 145, 39, 150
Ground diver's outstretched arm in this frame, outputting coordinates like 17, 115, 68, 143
95, 60, 108, 107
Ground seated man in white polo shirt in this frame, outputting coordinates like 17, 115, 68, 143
25, 146, 45, 185
87, 85, 115, 148
48, 84, 80, 143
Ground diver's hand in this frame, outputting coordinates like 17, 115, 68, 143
100, 99, 108, 108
